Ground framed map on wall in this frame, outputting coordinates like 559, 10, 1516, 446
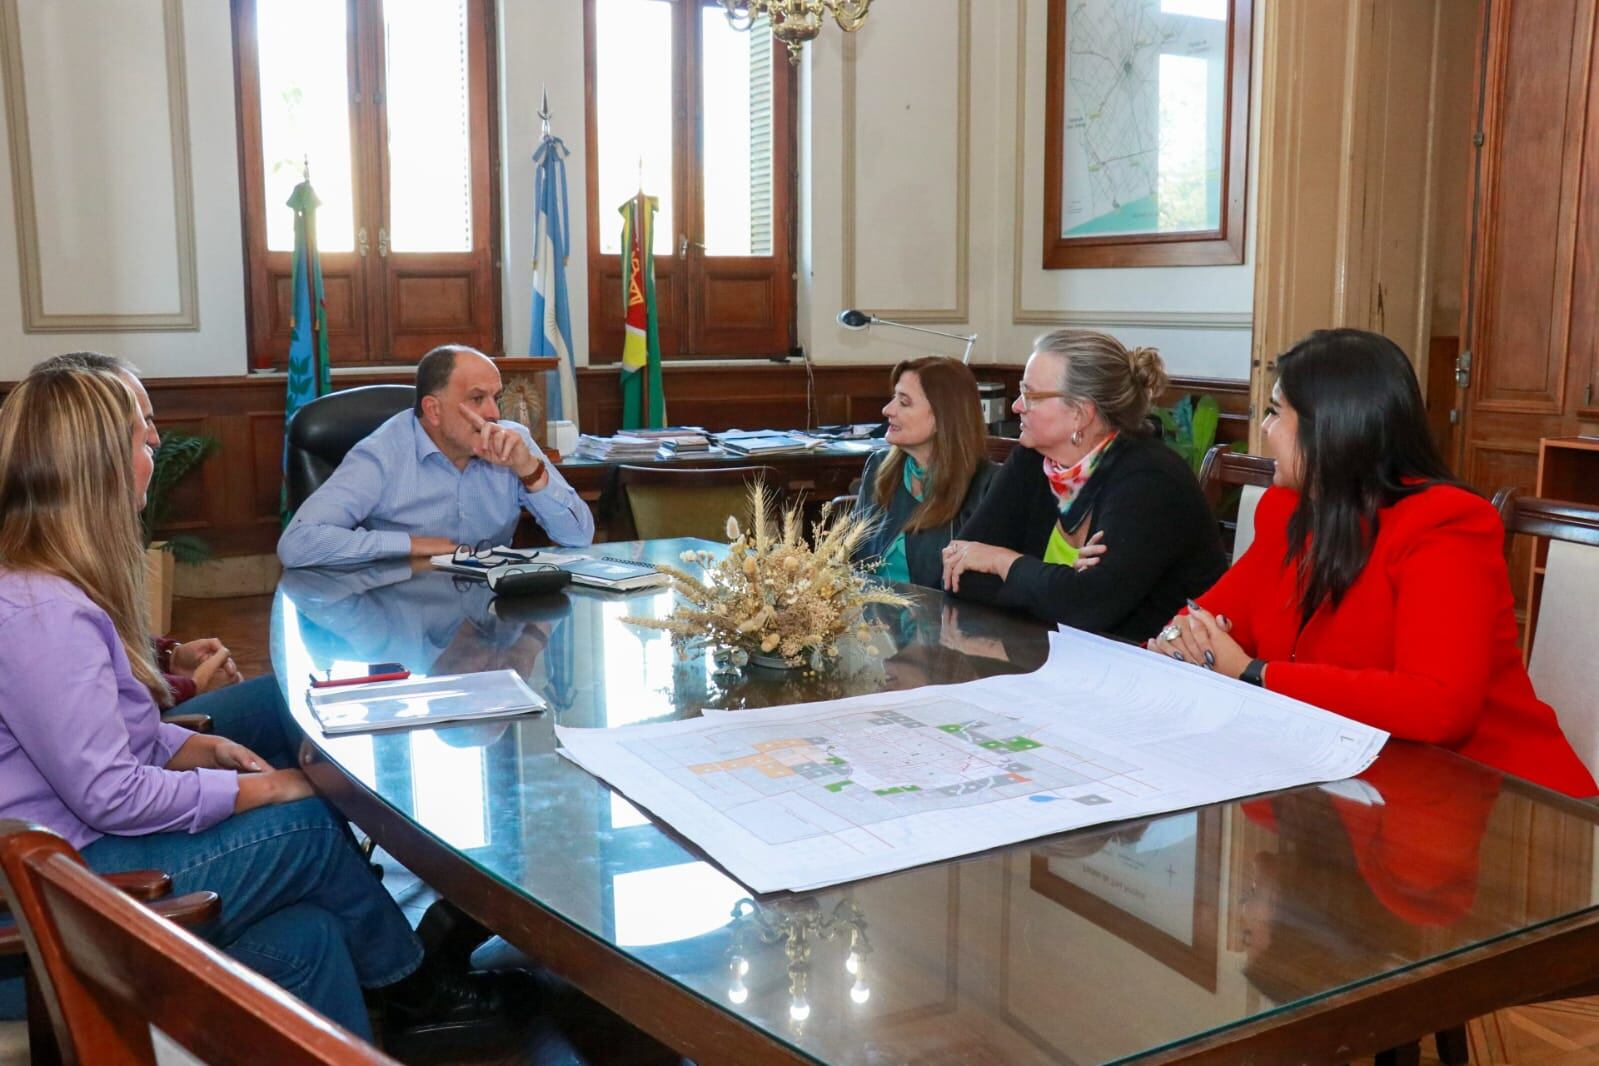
1042, 0, 1253, 269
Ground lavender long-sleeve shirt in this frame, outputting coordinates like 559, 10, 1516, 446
0, 570, 238, 849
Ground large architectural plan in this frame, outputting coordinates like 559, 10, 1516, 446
557, 629, 1388, 893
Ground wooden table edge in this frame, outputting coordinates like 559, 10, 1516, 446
297, 741, 813, 1066
1139, 904, 1599, 1063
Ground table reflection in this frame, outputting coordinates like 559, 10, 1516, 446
1239, 746, 1501, 1006
272, 543, 1599, 1064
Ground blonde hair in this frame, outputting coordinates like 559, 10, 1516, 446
872, 356, 988, 531
1032, 329, 1169, 434
0, 367, 171, 706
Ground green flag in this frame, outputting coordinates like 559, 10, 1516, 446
619, 191, 665, 429
281, 179, 331, 524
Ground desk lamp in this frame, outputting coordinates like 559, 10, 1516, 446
837, 309, 977, 364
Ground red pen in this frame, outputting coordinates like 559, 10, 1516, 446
309, 670, 411, 689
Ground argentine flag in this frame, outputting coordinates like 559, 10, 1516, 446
531, 129, 577, 427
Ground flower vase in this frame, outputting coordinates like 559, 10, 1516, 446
748, 651, 803, 671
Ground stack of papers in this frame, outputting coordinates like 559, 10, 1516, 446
655, 432, 712, 458
573, 434, 663, 461
309, 670, 545, 735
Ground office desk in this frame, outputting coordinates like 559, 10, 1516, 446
272, 541, 1599, 1064
555, 443, 881, 540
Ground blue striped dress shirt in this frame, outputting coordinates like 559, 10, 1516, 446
277, 411, 594, 568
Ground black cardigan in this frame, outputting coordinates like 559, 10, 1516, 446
952, 433, 1226, 641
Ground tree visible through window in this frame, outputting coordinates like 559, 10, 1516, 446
234, 0, 500, 368
585, 0, 796, 361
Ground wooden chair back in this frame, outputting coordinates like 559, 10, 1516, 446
1197, 444, 1276, 561
616, 464, 779, 541
0, 821, 396, 1066
985, 436, 1020, 465
1493, 490, 1599, 778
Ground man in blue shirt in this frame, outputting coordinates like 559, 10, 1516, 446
278, 345, 594, 568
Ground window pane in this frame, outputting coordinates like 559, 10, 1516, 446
384, 0, 473, 253
595, 0, 673, 256
256, 0, 355, 252
701, 10, 774, 256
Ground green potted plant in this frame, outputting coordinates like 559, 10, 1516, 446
141, 431, 217, 633
1150, 394, 1223, 476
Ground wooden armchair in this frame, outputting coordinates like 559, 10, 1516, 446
0, 820, 395, 1065
1493, 489, 1599, 777
2, 859, 181, 1066
1197, 444, 1275, 562
614, 464, 779, 541
986, 435, 1021, 465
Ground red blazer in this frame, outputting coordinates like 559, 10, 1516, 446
1200, 484, 1596, 798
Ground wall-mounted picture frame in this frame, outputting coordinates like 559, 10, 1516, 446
1042, 0, 1253, 269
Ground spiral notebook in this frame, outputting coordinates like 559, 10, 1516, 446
429, 548, 668, 591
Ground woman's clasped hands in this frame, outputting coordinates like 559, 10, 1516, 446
1147, 600, 1251, 679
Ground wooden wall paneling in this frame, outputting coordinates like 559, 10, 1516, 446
1427, 335, 1461, 456
1468, 439, 1542, 614
1455, 0, 1598, 495
1468, 0, 1587, 416
1572, 17, 1599, 423
574, 364, 1251, 442
0, 366, 1244, 558
1249, 1, 1463, 453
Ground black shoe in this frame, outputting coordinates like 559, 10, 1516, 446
414, 899, 491, 973
383, 969, 540, 1036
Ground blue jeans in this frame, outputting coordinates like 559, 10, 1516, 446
79, 797, 423, 1040
176, 674, 297, 769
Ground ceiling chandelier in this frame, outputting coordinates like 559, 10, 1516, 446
720, 0, 873, 63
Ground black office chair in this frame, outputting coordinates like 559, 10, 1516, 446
284, 385, 416, 513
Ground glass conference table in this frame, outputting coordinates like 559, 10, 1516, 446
271, 539, 1599, 1064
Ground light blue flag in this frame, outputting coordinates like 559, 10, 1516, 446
282, 178, 331, 524
531, 125, 577, 429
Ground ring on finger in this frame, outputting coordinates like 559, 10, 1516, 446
1160, 624, 1182, 643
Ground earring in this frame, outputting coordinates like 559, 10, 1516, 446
1070, 429, 1082, 446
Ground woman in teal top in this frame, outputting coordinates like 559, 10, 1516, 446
854, 357, 997, 588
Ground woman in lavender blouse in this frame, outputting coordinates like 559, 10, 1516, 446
0, 367, 424, 1039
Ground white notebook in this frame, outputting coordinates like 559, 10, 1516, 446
307, 670, 545, 735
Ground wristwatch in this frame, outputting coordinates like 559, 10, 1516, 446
518, 458, 547, 491
1240, 658, 1267, 687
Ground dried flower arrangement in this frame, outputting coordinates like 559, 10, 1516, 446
624, 482, 911, 670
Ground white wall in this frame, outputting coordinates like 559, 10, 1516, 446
796, 0, 1260, 379
0, 0, 246, 381
0, 0, 1256, 384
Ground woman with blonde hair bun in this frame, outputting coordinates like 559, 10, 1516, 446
0, 366, 495, 1038
942, 329, 1225, 641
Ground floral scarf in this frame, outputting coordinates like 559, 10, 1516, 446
1042, 432, 1119, 515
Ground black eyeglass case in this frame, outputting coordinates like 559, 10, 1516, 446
485, 564, 573, 597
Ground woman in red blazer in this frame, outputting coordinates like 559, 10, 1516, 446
1152, 328, 1595, 797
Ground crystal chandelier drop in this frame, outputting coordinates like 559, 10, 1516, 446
720, 0, 873, 63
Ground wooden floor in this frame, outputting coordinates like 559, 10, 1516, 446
171, 594, 1599, 1065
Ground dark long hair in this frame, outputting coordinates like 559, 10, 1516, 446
873, 357, 987, 531
1277, 329, 1461, 628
